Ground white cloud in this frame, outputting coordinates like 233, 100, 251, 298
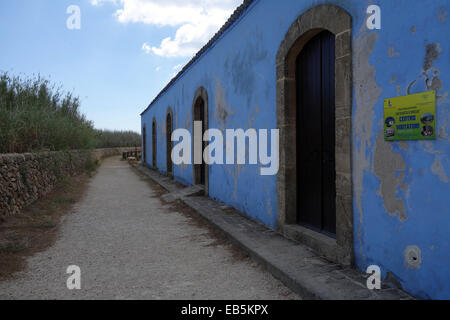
92, 0, 242, 58
90, 0, 117, 6
142, 42, 152, 53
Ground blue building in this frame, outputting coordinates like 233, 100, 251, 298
141, 0, 450, 299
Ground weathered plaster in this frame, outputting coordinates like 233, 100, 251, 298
353, 30, 381, 222
438, 8, 448, 23
214, 79, 235, 130
439, 109, 450, 141
399, 141, 409, 151
226, 28, 268, 106
431, 157, 449, 183
423, 43, 441, 72
388, 47, 400, 58
248, 106, 260, 128
225, 164, 246, 201
406, 43, 443, 95
373, 134, 408, 222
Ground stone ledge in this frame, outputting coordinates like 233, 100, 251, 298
278, 224, 349, 265
134, 163, 415, 300
161, 185, 205, 203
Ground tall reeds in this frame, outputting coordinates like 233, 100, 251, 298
0, 73, 140, 154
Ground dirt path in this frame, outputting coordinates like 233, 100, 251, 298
0, 157, 298, 300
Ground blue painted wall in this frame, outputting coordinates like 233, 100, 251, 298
141, 0, 450, 299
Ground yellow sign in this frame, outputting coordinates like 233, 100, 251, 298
384, 91, 436, 141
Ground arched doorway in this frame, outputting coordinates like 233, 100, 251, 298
276, 5, 353, 265
152, 118, 157, 168
192, 87, 209, 195
166, 108, 173, 176
296, 30, 336, 236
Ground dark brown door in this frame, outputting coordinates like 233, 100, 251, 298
143, 126, 147, 164
152, 120, 157, 168
194, 98, 206, 185
166, 112, 173, 175
296, 30, 336, 236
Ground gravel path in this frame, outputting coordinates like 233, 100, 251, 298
0, 157, 298, 300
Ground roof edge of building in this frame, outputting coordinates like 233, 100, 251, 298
140, 0, 255, 116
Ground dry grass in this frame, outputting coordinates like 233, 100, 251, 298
0, 172, 94, 281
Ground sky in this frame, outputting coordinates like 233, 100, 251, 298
0, 0, 241, 133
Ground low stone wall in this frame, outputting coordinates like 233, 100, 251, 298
90, 148, 138, 162
0, 148, 138, 217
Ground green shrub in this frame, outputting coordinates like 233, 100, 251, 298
95, 129, 141, 149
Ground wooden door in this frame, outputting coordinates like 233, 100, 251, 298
166, 113, 173, 175
143, 126, 147, 164
296, 30, 336, 236
194, 98, 206, 185
152, 120, 157, 168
